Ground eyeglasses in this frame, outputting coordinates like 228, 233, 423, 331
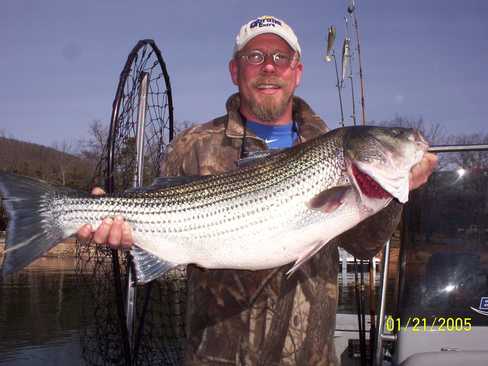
239, 50, 298, 68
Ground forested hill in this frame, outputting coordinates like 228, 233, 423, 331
0, 136, 96, 190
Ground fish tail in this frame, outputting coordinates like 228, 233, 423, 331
0, 172, 80, 276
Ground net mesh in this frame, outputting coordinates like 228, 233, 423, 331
75, 40, 186, 365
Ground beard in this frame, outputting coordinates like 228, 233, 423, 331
242, 78, 293, 122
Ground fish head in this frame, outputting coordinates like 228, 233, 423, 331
344, 126, 429, 205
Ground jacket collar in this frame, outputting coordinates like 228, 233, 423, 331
224, 93, 248, 139
224, 93, 323, 141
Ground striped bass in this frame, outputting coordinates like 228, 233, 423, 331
0, 126, 428, 283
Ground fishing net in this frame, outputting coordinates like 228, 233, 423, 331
75, 40, 186, 365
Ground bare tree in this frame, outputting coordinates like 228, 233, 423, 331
174, 120, 196, 135
51, 140, 75, 185
78, 120, 109, 162
444, 132, 488, 170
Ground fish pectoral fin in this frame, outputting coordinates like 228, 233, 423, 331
131, 246, 178, 284
307, 186, 351, 213
286, 240, 329, 277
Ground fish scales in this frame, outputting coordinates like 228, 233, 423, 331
56, 130, 345, 238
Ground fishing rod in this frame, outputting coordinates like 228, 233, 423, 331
341, 34, 357, 126
348, 0, 366, 125
343, 3, 366, 363
325, 26, 345, 127
343, 13, 357, 126
368, 258, 377, 364
353, 258, 367, 366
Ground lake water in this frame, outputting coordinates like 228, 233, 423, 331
0, 257, 374, 365
0, 258, 85, 365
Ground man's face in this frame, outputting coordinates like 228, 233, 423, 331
229, 34, 303, 124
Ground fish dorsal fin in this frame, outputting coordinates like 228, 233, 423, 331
235, 149, 283, 168
131, 246, 178, 284
149, 176, 207, 189
307, 186, 350, 213
125, 176, 207, 193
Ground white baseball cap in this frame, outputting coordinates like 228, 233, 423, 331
233, 15, 301, 56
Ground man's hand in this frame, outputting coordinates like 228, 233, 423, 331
76, 187, 134, 249
409, 152, 438, 191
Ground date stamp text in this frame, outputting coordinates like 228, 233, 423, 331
385, 316, 472, 332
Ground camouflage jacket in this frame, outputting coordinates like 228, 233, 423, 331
161, 93, 402, 366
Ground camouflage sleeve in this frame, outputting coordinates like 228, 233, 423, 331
337, 200, 403, 259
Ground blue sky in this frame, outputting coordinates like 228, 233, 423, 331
1, 0, 487, 147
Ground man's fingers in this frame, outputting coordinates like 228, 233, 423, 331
93, 217, 113, 244
91, 187, 106, 196
108, 215, 124, 248
121, 221, 134, 249
409, 152, 438, 190
84, 187, 131, 249
420, 152, 438, 178
425, 152, 439, 166
77, 224, 93, 240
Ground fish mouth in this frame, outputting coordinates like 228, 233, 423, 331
351, 163, 391, 200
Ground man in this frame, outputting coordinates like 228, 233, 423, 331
78, 15, 437, 365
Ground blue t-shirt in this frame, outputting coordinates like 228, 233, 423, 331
246, 120, 298, 149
